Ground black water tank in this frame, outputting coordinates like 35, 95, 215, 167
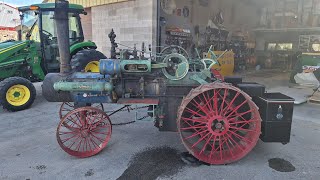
254, 93, 295, 144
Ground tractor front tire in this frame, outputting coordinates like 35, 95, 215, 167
0, 77, 36, 112
71, 49, 106, 72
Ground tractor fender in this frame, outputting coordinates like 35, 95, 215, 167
70, 41, 97, 56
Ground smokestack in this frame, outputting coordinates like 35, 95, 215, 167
55, 0, 71, 74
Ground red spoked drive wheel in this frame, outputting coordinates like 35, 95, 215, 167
177, 83, 261, 165
57, 107, 112, 158
59, 102, 104, 119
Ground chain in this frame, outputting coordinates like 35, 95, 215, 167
137, 115, 150, 121
110, 106, 151, 126
105, 105, 149, 114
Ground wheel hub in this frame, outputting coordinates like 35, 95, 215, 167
6, 85, 30, 106
80, 129, 90, 138
13, 91, 21, 98
208, 116, 229, 135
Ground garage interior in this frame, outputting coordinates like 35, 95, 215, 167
159, 0, 261, 72
159, 0, 319, 75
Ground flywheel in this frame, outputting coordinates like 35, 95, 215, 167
162, 53, 189, 80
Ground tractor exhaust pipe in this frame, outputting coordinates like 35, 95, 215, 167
55, 0, 71, 74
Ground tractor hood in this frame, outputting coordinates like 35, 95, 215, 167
0, 41, 25, 51
0, 41, 29, 62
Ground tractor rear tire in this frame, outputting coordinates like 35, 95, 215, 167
0, 77, 36, 112
71, 49, 106, 72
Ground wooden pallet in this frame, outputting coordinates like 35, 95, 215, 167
308, 91, 320, 105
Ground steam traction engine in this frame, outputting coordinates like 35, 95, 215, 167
42, 1, 294, 165
44, 39, 294, 164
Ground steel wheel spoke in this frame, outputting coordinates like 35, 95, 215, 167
190, 100, 209, 116
222, 92, 240, 115
180, 125, 207, 131
183, 129, 208, 140
90, 133, 105, 143
68, 135, 81, 149
223, 134, 235, 158
226, 99, 248, 118
219, 136, 223, 160
209, 135, 218, 158
229, 119, 260, 125
191, 132, 211, 148
185, 107, 207, 118
59, 131, 78, 135
61, 133, 79, 144
228, 109, 255, 122
87, 137, 93, 152
228, 131, 253, 144
230, 126, 259, 133
181, 117, 207, 124
199, 134, 214, 155
219, 89, 228, 115
90, 131, 109, 136
76, 138, 83, 152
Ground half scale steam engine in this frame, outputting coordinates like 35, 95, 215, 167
42, 1, 294, 165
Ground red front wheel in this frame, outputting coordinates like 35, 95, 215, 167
57, 107, 112, 158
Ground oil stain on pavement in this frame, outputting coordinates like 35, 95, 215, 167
268, 158, 296, 172
85, 169, 94, 177
117, 147, 187, 180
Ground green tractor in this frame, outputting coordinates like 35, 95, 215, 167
0, 3, 106, 112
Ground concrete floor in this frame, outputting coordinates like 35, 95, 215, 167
0, 70, 319, 180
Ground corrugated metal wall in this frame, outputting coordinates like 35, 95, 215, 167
46, 0, 131, 8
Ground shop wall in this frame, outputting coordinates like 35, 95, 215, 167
91, 0, 157, 57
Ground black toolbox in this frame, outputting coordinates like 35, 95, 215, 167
254, 93, 294, 144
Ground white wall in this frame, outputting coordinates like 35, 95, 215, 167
91, 0, 157, 57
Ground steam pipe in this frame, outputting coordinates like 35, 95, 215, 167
55, 0, 71, 74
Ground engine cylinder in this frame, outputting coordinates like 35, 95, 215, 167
99, 59, 121, 76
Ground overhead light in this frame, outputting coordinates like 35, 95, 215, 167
29, 6, 39, 10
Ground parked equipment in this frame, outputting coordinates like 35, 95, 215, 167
0, 3, 105, 111
42, 1, 295, 165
